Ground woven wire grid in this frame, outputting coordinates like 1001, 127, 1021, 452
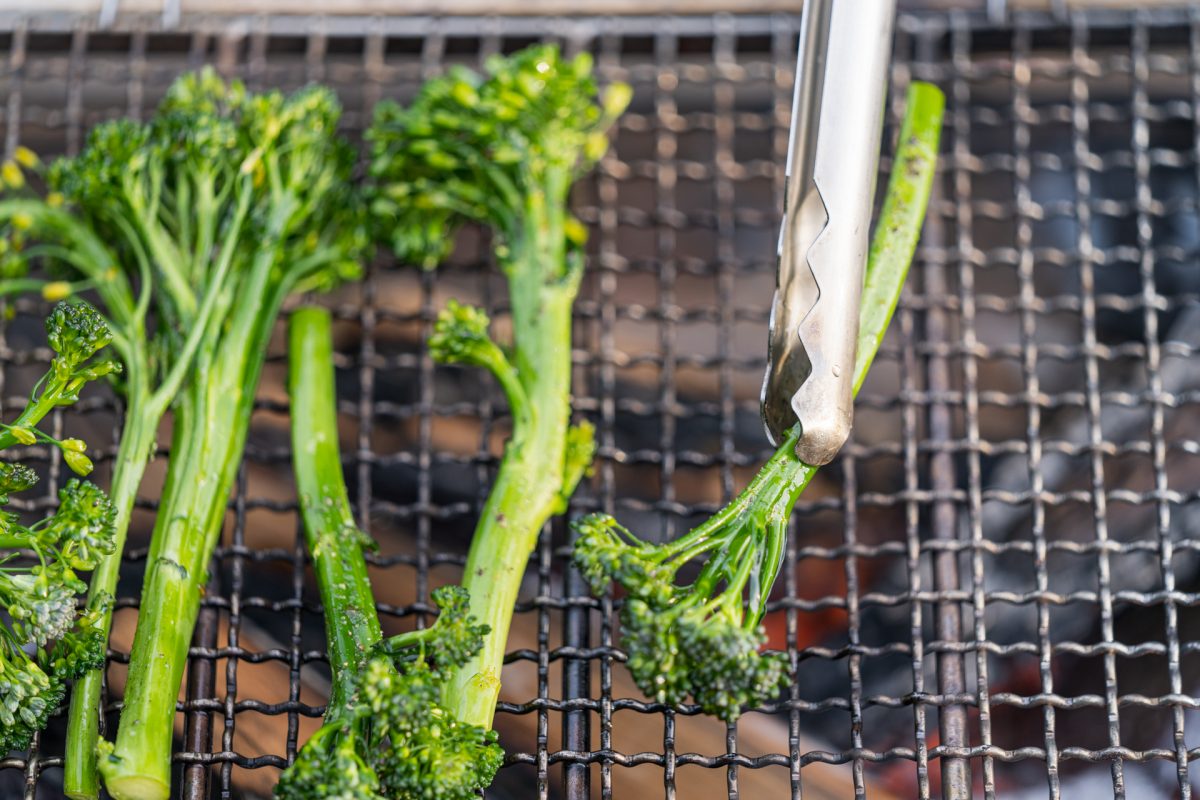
2, 6, 1200, 800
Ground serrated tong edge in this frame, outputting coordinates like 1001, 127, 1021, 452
760, 0, 896, 465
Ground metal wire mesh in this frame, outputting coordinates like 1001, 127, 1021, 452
3, 6, 1200, 799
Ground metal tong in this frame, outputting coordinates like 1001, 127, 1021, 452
760, 0, 897, 464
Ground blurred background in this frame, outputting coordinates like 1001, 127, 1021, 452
3, 1, 1200, 798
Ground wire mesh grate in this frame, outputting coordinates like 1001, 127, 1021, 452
3, 7, 1200, 799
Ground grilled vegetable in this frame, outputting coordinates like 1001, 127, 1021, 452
572, 81, 945, 722
276, 307, 502, 800
1, 302, 117, 753
89, 73, 365, 800
368, 44, 629, 733
0, 132, 234, 799
0, 69, 366, 799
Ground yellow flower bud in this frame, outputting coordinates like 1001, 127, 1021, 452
2, 161, 24, 189
13, 147, 38, 168
9, 426, 36, 446
11, 212, 32, 231
584, 132, 609, 164
64, 448, 93, 477
61, 437, 87, 453
46, 192, 64, 208
239, 149, 262, 177
603, 82, 634, 119
564, 216, 588, 246
41, 281, 71, 302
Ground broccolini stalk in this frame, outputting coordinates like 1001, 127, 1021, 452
368, 45, 629, 730
84, 76, 364, 800
277, 307, 501, 799
1, 302, 117, 753
0, 191, 220, 774
573, 81, 945, 721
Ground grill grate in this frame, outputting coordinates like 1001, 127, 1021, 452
3, 7, 1200, 799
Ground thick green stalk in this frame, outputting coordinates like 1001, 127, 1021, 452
62, 191, 251, 800
62, 369, 157, 799
858, 81, 944, 371
288, 307, 382, 723
447, 200, 578, 729
99, 260, 288, 800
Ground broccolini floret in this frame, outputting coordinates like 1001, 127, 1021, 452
0, 301, 121, 475
276, 590, 502, 800
0, 481, 115, 751
368, 43, 628, 744
277, 308, 501, 799
572, 81, 946, 722
571, 442, 801, 721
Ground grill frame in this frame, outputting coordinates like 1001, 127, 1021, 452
0, 7, 1198, 799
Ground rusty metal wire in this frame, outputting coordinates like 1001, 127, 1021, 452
2, 6, 1200, 799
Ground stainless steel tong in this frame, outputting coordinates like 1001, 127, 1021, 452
760, 0, 897, 464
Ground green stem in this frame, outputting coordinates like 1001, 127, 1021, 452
377, 625, 440, 657
0, 278, 58, 297
699, 531, 755, 608
99, 251, 290, 800
63, 369, 158, 800
62, 190, 249, 800
288, 307, 382, 725
749, 517, 789, 625
657, 425, 805, 564
447, 237, 578, 730
858, 81, 944, 376
639, 80, 945, 634
124, 178, 194, 320
0, 200, 139, 329
475, 347, 531, 432
144, 182, 252, 423
0, 346, 110, 453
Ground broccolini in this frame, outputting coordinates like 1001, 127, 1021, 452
276, 306, 502, 800
368, 44, 629, 732
1, 301, 117, 753
0, 135, 236, 799
0, 70, 366, 799
573, 81, 945, 722
92, 74, 365, 800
